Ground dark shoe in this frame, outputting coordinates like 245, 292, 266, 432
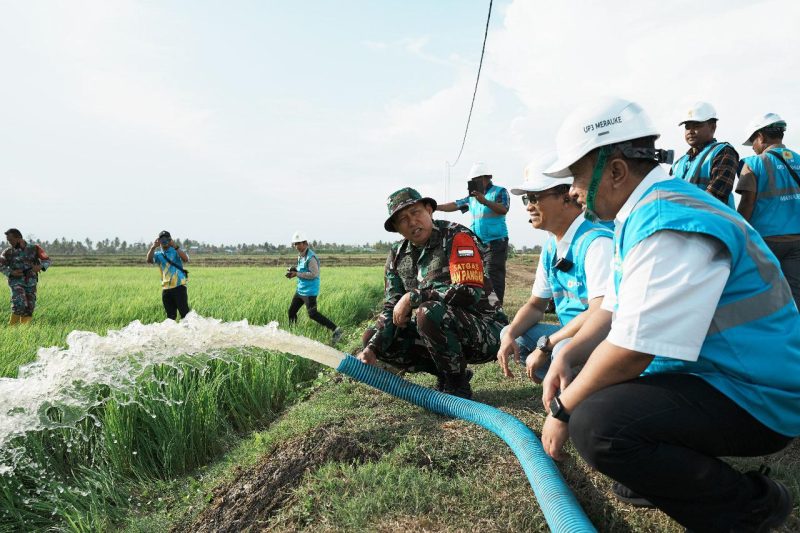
435, 372, 446, 392
331, 327, 343, 344
736, 467, 792, 532
442, 369, 474, 399
611, 482, 655, 508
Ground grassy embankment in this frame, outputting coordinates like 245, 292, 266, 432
124, 254, 799, 532
0, 265, 382, 531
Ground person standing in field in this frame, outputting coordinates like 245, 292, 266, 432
437, 162, 510, 305
736, 113, 800, 311
146, 230, 191, 321
1, 228, 51, 325
285, 231, 343, 344
357, 188, 508, 399
496, 159, 612, 383
670, 101, 739, 208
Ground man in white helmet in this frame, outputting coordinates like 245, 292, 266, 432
736, 113, 800, 310
286, 231, 342, 344
538, 98, 799, 532
437, 162, 510, 304
670, 101, 739, 208
496, 158, 612, 383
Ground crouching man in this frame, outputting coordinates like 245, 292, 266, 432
357, 187, 508, 399
496, 161, 612, 382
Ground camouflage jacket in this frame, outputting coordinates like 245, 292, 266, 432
1, 242, 51, 283
368, 220, 507, 355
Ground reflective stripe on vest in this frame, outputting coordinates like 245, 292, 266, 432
614, 178, 800, 436
542, 220, 613, 326
741, 148, 800, 237
671, 142, 736, 208
296, 249, 321, 296
468, 184, 508, 242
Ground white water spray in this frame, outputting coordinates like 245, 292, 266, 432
0, 312, 345, 474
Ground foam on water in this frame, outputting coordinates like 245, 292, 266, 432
0, 312, 345, 472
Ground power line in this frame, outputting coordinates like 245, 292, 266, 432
448, 0, 493, 169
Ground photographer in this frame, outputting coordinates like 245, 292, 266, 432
146, 230, 191, 320
286, 231, 342, 344
437, 162, 510, 304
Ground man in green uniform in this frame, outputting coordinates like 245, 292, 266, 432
1, 228, 51, 324
356, 188, 508, 399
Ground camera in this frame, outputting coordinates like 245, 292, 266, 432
285, 266, 298, 278
467, 178, 485, 196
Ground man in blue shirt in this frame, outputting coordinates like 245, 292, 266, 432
437, 162, 510, 304
146, 230, 191, 320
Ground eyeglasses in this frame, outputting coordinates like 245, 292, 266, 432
521, 190, 564, 206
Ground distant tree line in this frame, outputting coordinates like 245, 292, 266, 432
20, 236, 535, 256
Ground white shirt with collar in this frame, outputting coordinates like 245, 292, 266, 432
601, 165, 732, 361
531, 212, 613, 302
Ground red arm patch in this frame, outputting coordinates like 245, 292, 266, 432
449, 233, 484, 288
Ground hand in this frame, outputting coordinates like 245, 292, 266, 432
392, 293, 412, 327
31, 265, 42, 274
526, 348, 551, 383
496, 333, 520, 378
541, 357, 575, 411
356, 347, 377, 366
471, 191, 487, 204
542, 415, 570, 461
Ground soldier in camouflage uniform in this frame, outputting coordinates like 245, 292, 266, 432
1, 228, 51, 324
356, 188, 508, 399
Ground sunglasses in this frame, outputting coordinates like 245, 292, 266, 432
521, 190, 565, 206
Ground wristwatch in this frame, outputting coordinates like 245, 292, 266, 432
549, 396, 571, 423
536, 335, 552, 353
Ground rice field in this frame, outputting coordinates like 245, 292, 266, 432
0, 265, 383, 531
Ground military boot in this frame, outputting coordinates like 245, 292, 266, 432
19, 316, 32, 324
442, 369, 474, 399
9, 314, 22, 325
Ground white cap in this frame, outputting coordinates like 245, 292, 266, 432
291, 231, 307, 243
511, 156, 573, 194
678, 101, 718, 125
467, 162, 491, 179
743, 112, 787, 146
544, 97, 660, 178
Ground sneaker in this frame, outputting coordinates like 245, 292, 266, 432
442, 369, 474, 399
611, 482, 655, 508
736, 467, 793, 532
331, 327, 343, 344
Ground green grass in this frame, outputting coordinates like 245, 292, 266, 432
0, 266, 383, 532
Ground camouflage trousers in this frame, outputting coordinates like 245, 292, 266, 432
364, 301, 503, 375
9, 279, 37, 316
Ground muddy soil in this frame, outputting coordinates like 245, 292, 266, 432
181, 424, 379, 533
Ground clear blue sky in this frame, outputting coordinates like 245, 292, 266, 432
2, 1, 798, 248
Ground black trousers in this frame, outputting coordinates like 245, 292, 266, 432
288, 294, 337, 330
485, 237, 508, 305
570, 373, 792, 532
162, 285, 190, 320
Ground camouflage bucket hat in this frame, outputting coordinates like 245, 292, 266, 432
384, 187, 437, 232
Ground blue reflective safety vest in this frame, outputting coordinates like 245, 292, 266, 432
456, 184, 509, 243
671, 141, 736, 208
613, 178, 800, 436
296, 249, 321, 297
741, 147, 800, 238
541, 219, 613, 326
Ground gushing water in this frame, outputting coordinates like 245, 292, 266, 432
0, 312, 345, 475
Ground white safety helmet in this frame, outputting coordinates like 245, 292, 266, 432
678, 101, 718, 125
544, 97, 660, 178
743, 112, 787, 146
291, 231, 307, 244
511, 155, 573, 194
467, 161, 492, 180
